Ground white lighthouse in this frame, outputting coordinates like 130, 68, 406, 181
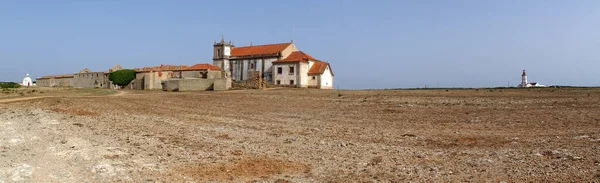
22, 73, 32, 87
521, 70, 527, 86
518, 69, 545, 87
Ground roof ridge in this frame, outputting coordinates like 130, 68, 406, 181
234, 42, 291, 49
273, 51, 320, 63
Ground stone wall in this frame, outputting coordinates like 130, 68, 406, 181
36, 78, 74, 87
213, 78, 232, 91
162, 78, 216, 92
162, 79, 181, 91
130, 79, 144, 90
208, 70, 222, 79
73, 72, 110, 88
138, 71, 172, 90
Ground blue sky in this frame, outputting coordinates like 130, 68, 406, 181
1, 0, 599, 89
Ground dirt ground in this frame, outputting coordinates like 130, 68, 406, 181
0, 87, 598, 182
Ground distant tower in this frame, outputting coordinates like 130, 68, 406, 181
521, 70, 527, 86
213, 36, 234, 72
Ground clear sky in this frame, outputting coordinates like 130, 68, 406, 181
1, 0, 599, 89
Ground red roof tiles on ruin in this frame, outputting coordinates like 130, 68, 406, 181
135, 64, 189, 72
183, 64, 222, 71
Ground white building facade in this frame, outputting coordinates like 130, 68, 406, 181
212, 38, 334, 89
22, 74, 32, 87
272, 51, 334, 89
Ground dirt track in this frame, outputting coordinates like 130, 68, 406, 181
0, 97, 48, 103
0, 88, 599, 182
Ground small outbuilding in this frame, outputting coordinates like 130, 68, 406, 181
22, 73, 32, 87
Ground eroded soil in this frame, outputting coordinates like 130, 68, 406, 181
0, 88, 599, 182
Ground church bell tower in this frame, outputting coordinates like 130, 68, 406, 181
213, 36, 234, 72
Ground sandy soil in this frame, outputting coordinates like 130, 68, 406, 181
0, 87, 598, 182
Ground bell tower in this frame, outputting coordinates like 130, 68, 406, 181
213, 36, 234, 72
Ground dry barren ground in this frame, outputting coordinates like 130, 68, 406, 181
0, 87, 599, 182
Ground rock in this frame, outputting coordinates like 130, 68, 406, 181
401, 134, 416, 137
573, 135, 589, 140
11, 164, 33, 181
284, 137, 297, 143
568, 156, 583, 161
92, 163, 116, 178
481, 159, 494, 163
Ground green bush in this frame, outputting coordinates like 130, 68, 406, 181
109, 69, 136, 86
0, 82, 21, 88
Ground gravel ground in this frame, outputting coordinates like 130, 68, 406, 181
0, 88, 599, 182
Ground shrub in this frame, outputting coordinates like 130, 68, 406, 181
0, 82, 21, 88
109, 69, 136, 86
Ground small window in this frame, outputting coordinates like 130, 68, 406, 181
289, 66, 294, 75
276, 80, 281, 85
290, 80, 294, 85
312, 76, 316, 80
277, 67, 282, 74
250, 63, 255, 70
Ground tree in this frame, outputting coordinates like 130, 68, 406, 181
0, 82, 20, 88
109, 69, 136, 86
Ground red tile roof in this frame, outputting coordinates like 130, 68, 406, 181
231, 43, 292, 57
273, 51, 318, 63
308, 61, 332, 75
183, 64, 222, 71
135, 64, 189, 72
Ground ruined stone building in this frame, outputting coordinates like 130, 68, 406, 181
73, 68, 111, 88
34, 37, 336, 90
212, 37, 334, 89
132, 64, 230, 91
36, 65, 123, 88
133, 64, 189, 90
36, 74, 75, 87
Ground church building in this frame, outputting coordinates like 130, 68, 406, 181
212, 37, 334, 89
